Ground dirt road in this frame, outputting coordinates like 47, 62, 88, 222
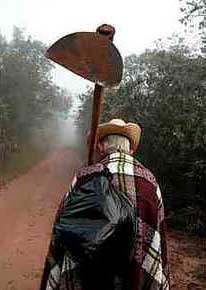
0, 148, 205, 289
0, 148, 81, 290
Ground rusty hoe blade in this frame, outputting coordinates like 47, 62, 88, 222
46, 32, 123, 87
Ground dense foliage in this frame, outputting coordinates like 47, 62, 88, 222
77, 39, 206, 235
0, 27, 71, 164
180, 0, 206, 52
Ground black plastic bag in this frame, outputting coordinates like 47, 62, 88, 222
54, 165, 136, 289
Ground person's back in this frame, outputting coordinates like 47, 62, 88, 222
40, 119, 170, 290
99, 150, 169, 289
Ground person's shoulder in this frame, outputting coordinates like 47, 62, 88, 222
76, 162, 104, 179
133, 158, 158, 188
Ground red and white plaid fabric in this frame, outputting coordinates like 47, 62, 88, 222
40, 151, 170, 290
100, 152, 170, 290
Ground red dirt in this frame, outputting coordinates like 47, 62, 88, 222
0, 149, 81, 290
0, 148, 205, 289
168, 231, 206, 290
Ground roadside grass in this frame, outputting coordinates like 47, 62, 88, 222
1, 143, 47, 184
193, 264, 206, 282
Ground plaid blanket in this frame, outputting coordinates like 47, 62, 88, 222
40, 152, 170, 290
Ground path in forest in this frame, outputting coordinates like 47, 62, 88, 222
0, 148, 81, 290
0, 148, 205, 289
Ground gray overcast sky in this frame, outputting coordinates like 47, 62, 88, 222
0, 0, 182, 94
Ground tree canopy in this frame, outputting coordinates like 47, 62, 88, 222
0, 27, 71, 163
77, 37, 206, 235
180, 0, 206, 52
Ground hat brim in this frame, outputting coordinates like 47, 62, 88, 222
97, 122, 141, 152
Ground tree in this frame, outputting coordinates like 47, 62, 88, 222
0, 27, 72, 164
77, 37, 206, 234
180, 0, 206, 52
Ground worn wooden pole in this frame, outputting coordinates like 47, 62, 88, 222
88, 24, 115, 165
88, 84, 104, 165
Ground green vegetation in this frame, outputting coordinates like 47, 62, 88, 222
1, 142, 47, 183
1, 2, 205, 235
193, 264, 206, 282
0, 27, 72, 179
180, 0, 206, 52
77, 35, 206, 235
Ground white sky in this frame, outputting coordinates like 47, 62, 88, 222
0, 0, 182, 94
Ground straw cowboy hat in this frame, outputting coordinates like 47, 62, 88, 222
97, 119, 141, 152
